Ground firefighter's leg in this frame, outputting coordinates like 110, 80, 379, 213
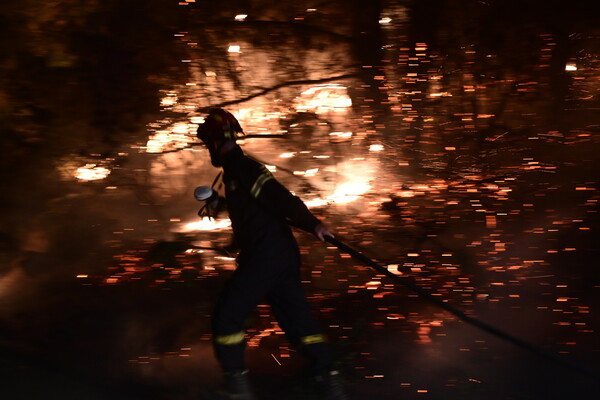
266, 268, 333, 373
211, 267, 269, 372
268, 270, 349, 399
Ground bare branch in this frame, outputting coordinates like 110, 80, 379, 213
196, 73, 358, 112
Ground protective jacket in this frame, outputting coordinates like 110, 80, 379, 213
221, 146, 320, 263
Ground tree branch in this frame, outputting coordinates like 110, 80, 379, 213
196, 73, 358, 112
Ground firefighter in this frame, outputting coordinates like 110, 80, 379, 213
196, 108, 348, 400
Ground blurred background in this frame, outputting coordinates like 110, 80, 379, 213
0, 0, 599, 398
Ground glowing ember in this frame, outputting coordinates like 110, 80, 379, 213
429, 92, 452, 97
160, 92, 178, 107
330, 131, 353, 138
379, 17, 392, 24
369, 144, 384, 152
74, 164, 111, 181
565, 63, 577, 71
234, 14, 247, 21
387, 264, 402, 275
228, 45, 241, 53
247, 326, 283, 347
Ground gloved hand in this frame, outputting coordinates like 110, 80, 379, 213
314, 223, 334, 242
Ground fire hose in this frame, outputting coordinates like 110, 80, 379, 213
322, 234, 599, 381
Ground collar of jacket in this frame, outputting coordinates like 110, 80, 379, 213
221, 144, 244, 168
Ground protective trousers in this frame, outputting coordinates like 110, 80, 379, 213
212, 255, 332, 373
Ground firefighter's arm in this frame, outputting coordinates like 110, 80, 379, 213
249, 167, 332, 238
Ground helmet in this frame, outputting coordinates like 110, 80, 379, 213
196, 108, 244, 142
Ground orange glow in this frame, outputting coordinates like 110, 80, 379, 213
565, 63, 577, 71
74, 164, 111, 181
329, 131, 353, 138
178, 217, 232, 232
295, 84, 352, 114
387, 264, 402, 275
146, 123, 195, 153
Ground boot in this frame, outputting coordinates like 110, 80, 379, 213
315, 370, 349, 400
204, 370, 256, 400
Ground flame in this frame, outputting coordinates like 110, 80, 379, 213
304, 198, 330, 208
306, 181, 371, 207
295, 84, 352, 114
146, 124, 195, 153
178, 217, 231, 232
330, 182, 371, 203
74, 164, 111, 181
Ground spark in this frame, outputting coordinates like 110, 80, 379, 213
430, 92, 452, 97
228, 45, 241, 53
271, 353, 282, 366
235, 14, 247, 21
329, 131, 353, 138
379, 17, 392, 24
248, 327, 282, 347
160, 92, 178, 106
387, 264, 402, 275
365, 280, 381, 290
